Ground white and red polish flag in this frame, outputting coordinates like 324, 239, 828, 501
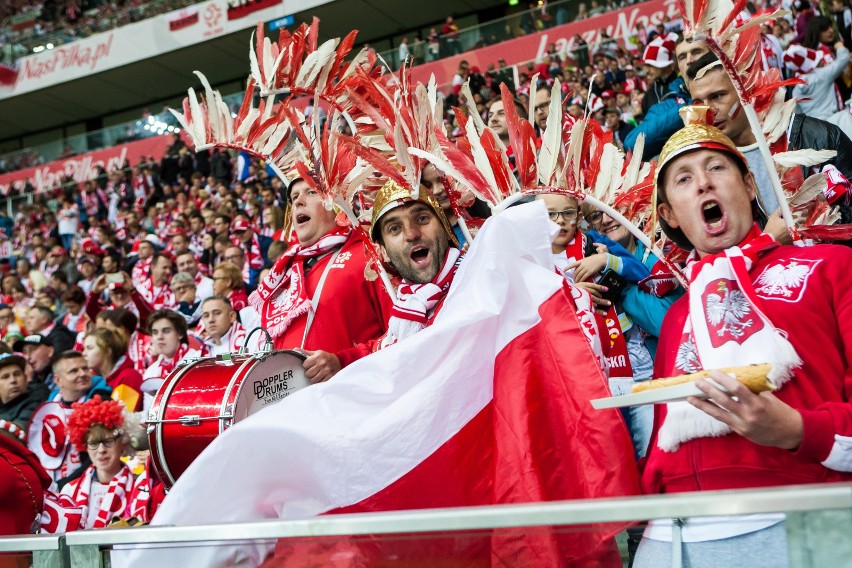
118, 202, 639, 567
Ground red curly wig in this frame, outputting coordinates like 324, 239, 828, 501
67, 395, 125, 451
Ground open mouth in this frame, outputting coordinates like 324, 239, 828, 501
295, 213, 311, 225
702, 201, 725, 229
409, 246, 431, 267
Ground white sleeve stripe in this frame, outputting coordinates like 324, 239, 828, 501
821, 434, 852, 472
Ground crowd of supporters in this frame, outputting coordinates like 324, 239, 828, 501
0, 1, 850, 563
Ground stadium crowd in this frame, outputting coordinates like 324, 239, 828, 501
1, 0, 852, 566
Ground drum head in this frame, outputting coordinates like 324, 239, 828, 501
27, 402, 69, 471
231, 350, 310, 423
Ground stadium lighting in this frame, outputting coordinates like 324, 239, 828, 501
46, 43, 54, 49
33, 46, 45, 53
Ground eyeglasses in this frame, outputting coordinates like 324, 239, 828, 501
87, 435, 120, 450
212, 276, 228, 281
586, 211, 605, 226
548, 209, 578, 222
534, 101, 551, 113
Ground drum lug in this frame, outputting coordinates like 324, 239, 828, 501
179, 357, 201, 367
222, 404, 234, 419
146, 424, 155, 435
178, 415, 201, 426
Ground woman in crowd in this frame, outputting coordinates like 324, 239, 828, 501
82, 328, 143, 412
212, 261, 248, 311
199, 230, 218, 273
62, 397, 138, 529
259, 206, 286, 241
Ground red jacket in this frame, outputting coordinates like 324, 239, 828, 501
107, 356, 144, 412
643, 243, 852, 494
271, 233, 393, 367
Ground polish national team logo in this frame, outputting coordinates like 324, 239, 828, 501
754, 258, 822, 303
702, 279, 764, 347
674, 335, 701, 374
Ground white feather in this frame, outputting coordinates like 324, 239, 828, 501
461, 81, 486, 133
185, 87, 207, 146
773, 149, 837, 168
464, 118, 500, 195
408, 147, 494, 206
527, 73, 539, 122
622, 133, 645, 191
788, 173, 827, 208
249, 31, 263, 86
537, 80, 562, 186
296, 38, 338, 90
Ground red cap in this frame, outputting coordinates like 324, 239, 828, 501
49, 246, 67, 256
601, 89, 615, 98
232, 219, 251, 232
167, 227, 187, 238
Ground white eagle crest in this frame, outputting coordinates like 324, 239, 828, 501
675, 337, 701, 374
755, 261, 810, 298
705, 285, 753, 339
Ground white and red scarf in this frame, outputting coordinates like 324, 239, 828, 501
380, 248, 462, 349
249, 227, 350, 340
128, 332, 151, 374
231, 233, 264, 282
658, 227, 802, 452
68, 464, 134, 529
132, 256, 152, 282
200, 321, 246, 356
137, 276, 175, 310
152, 343, 191, 378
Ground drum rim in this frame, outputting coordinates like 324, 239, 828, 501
150, 358, 203, 487
218, 356, 258, 434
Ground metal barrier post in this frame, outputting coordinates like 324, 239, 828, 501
785, 507, 852, 568
68, 543, 102, 568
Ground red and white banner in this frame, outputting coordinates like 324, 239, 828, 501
0, 0, 332, 98
412, 0, 679, 87
116, 202, 639, 567
0, 134, 174, 196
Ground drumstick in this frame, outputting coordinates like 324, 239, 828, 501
631, 364, 774, 394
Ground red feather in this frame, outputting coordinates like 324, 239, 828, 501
718, 0, 749, 34
799, 224, 852, 241
499, 83, 536, 189
433, 126, 496, 204
480, 129, 514, 198
341, 136, 407, 187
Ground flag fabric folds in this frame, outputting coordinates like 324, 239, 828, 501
118, 202, 639, 568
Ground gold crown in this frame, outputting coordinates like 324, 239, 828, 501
657, 106, 745, 183
370, 179, 458, 247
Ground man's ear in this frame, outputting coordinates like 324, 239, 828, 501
657, 201, 679, 229
229, 309, 236, 324
743, 171, 757, 202
378, 245, 392, 266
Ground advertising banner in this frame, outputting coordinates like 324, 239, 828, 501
411, 0, 678, 86
0, 134, 174, 196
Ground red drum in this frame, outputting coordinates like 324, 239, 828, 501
146, 349, 309, 487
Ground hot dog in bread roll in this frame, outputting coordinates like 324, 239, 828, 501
631, 364, 774, 394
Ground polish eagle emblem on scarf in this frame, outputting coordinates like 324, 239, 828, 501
754, 258, 821, 303
702, 279, 764, 347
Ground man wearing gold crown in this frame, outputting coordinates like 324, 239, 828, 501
369, 182, 461, 349
633, 108, 852, 567
247, 176, 393, 383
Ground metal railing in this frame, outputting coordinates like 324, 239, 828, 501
0, 483, 850, 567
0, 0, 649, 180
375, 0, 583, 71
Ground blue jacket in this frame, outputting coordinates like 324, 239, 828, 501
624, 77, 691, 160
619, 240, 684, 357
49, 374, 112, 403
584, 230, 649, 283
